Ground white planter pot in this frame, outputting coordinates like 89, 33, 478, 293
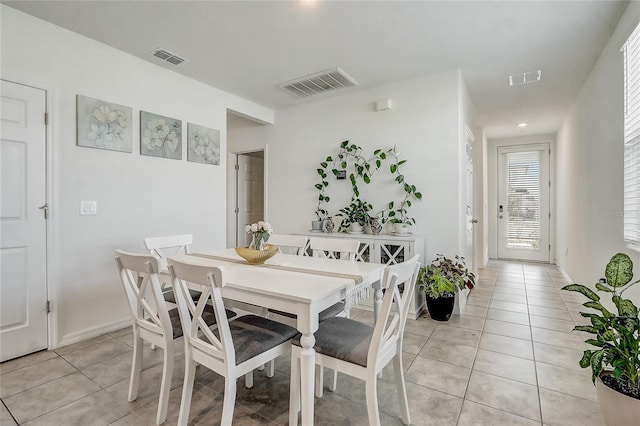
595, 373, 640, 426
350, 223, 363, 233
394, 223, 410, 235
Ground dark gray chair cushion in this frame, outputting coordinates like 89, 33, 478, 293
167, 306, 237, 339
292, 317, 373, 367
268, 301, 345, 322
215, 315, 298, 365
162, 288, 202, 304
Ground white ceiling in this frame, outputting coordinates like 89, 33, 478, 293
3, 0, 629, 138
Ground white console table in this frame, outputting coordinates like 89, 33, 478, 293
297, 232, 426, 319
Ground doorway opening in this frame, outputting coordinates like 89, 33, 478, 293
233, 151, 265, 247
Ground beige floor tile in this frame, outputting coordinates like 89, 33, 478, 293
382, 382, 463, 426
3, 372, 100, 424
419, 338, 477, 368
526, 284, 560, 294
0, 351, 59, 376
489, 300, 528, 314
403, 316, 438, 337
470, 289, 493, 300
486, 309, 530, 325
0, 357, 76, 398
446, 314, 485, 331
60, 339, 132, 370
531, 327, 587, 350
21, 390, 131, 426
458, 400, 541, 426
467, 296, 491, 308
526, 297, 567, 310
430, 324, 481, 347
535, 362, 598, 402
472, 349, 537, 385
525, 289, 563, 301
460, 304, 488, 318
529, 315, 576, 333
483, 319, 531, 340
539, 388, 605, 426
405, 356, 471, 398
1, 401, 17, 426
479, 333, 533, 360
491, 293, 528, 304
465, 371, 541, 421
527, 305, 573, 321
308, 390, 403, 426
533, 342, 584, 371
54, 334, 115, 356
400, 331, 428, 355
492, 286, 526, 296
79, 345, 164, 388
494, 282, 526, 289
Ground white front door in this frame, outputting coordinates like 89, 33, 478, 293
236, 153, 264, 247
497, 144, 550, 262
0, 80, 48, 361
465, 130, 475, 273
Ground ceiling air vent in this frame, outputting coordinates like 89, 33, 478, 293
151, 48, 186, 66
509, 70, 542, 86
279, 68, 359, 98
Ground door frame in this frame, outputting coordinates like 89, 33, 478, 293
487, 135, 556, 262
1, 78, 55, 352
226, 146, 268, 248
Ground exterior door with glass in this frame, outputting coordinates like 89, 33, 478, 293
497, 144, 550, 262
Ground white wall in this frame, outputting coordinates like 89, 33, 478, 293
229, 70, 471, 263
1, 6, 273, 346
555, 1, 640, 302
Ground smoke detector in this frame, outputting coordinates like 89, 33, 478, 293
279, 68, 358, 98
151, 48, 186, 66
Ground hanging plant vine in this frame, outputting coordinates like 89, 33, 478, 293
314, 140, 422, 229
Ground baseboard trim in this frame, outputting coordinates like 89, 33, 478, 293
55, 317, 132, 349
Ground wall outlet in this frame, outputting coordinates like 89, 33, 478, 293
80, 201, 97, 215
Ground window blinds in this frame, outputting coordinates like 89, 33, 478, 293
623, 22, 640, 244
506, 151, 541, 249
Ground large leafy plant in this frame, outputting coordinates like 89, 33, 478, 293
417, 254, 476, 299
562, 253, 640, 396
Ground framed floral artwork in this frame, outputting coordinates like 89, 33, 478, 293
140, 111, 182, 159
187, 123, 220, 165
76, 95, 132, 152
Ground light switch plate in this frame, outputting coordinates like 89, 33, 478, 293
80, 201, 97, 215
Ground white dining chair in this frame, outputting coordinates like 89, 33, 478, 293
114, 250, 229, 425
144, 234, 197, 303
270, 236, 361, 397
267, 233, 308, 255
289, 255, 420, 426
308, 236, 360, 261
168, 257, 298, 426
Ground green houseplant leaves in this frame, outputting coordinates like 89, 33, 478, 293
561, 253, 640, 398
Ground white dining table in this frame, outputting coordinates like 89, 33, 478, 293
173, 248, 386, 426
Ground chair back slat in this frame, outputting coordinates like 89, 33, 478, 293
309, 237, 359, 261
367, 255, 420, 366
168, 258, 236, 367
115, 250, 172, 340
144, 234, 193, 259
268, 234, 308, 256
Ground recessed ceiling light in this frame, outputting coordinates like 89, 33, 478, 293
518, 122, 528, 127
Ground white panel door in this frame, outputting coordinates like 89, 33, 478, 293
0, 80, 48, 361
497, 144, 550, 262
236, 154, 264, 247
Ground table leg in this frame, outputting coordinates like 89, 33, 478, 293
299, 332, 316, 425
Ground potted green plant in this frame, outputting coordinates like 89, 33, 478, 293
336, 198, 373, 233
561, 253, 639, 425
417, 254, 476, 321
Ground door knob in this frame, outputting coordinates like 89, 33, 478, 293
499, 215, 503, 219
472, 219, 479, 224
